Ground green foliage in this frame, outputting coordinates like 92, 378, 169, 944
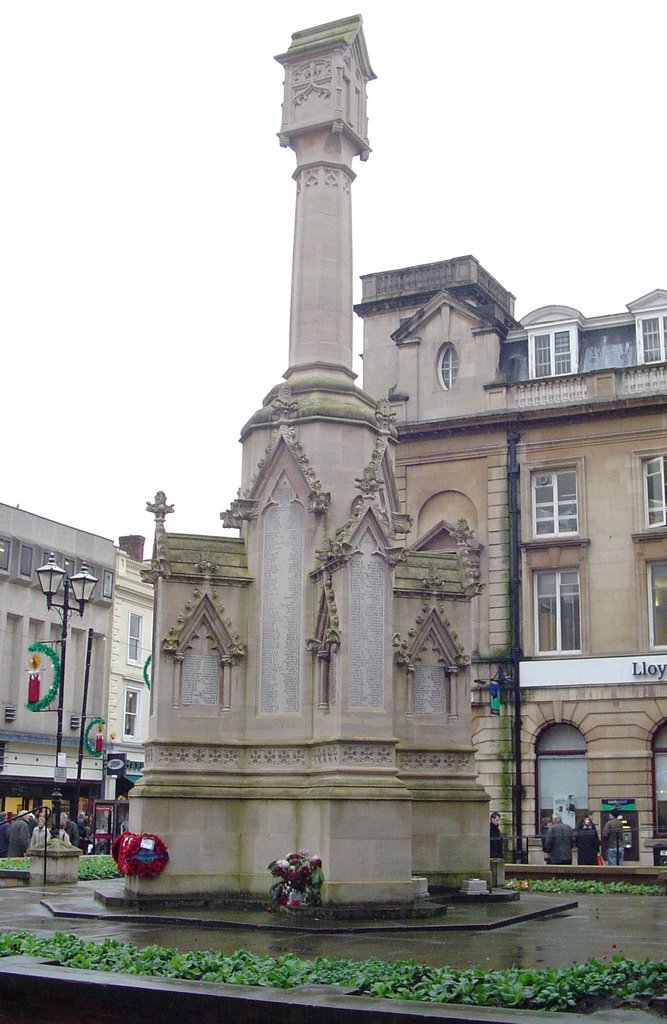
0, 931, 664, 1013
0, 855, 120, 881
505, 878, 664, 896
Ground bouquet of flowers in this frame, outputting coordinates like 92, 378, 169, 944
267, 849, 323, 910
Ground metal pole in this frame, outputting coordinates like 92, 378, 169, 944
507, 424, 524, 863
71, 627, 94, 820
50, 581, 69, 839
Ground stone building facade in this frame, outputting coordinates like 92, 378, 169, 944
105, 536, 152, 802
357, 258, 667, 865
0, 504, 115, 816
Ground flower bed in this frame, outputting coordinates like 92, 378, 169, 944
506, 878, 664, 896
0, 932, 665, 1013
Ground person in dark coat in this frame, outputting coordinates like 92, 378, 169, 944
7, 813, 30, 857
544, 813, 574, 864
489, 811, 503, 859
575, 816, 600, 865
0, 813, 9, 857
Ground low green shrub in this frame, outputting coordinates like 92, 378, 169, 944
505, 878, 664, 896
0, 932, 664, 1013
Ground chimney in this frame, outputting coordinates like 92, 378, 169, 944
119, 535, 145, 561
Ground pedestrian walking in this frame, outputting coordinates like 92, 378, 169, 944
575, 816, 600, 865
543, 813, 574, 864
603, 810, 625, 866
489, 811, 504, 859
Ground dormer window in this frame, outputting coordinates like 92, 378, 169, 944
637, 314, 667, 364
628, 290, 667, 366
528, 326, 578, 379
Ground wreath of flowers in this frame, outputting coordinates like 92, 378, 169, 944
267, 849, 323, 910
84, 717, 106, 757
143, 654, 151, 690
111, 831, 169, 879
26, 642, 60, 712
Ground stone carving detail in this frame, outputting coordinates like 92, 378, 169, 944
220, 497, 259, 529
270, 384, 299, 421
312, 744, 340, 766
393, 602, 469, 673
398, 751, 473, 772
241, 385, 327, 513
308, 489, 331, 515
196, 552, 219, 576
292, 57, 332, 85
453, 518, 483, 596
162, 587, 245, 662
341, 743, 394, 766
247, 747, 306, 768
145, 745, 240, 768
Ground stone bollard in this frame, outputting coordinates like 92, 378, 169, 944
28, 838, 81, 886
490, 857, 505, 889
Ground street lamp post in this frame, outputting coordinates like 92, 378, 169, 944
36, 554, 97, 838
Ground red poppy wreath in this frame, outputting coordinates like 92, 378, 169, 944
112, 832, 169, 878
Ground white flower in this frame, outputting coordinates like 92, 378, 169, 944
276, 859, 289, 868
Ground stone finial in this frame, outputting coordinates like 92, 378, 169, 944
146, 491, 174, 527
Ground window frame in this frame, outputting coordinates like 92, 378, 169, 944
127, 612, 143, 665
644, 456, 667, 528
532, 469, 578, 537
648, 562, 667, 649
534, 568, 581, 654
19, 544, 33, 578
102, 569, 114, 599
437, 343, 460, 391
637, 314, 667, 365
528, 326, 578, 379
0, 538, 10, 572
123, 685, 142, 741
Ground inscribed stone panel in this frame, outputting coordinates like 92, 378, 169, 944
181, 654, 220, 706
347, 532, 385, 708
259, 478, 303, 713
412, 665, 446, 714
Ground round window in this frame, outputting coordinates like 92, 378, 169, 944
438, 344, 459, 391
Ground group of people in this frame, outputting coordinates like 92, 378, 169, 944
489, 809, 628, 865
0, 809, 94, 857
541, 809, 626, 866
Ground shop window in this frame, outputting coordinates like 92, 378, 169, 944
536, 723, 588, 830
649, 562, 667, 648
535, 569, 581, 653
654, 723, 667, 835
532, 469, 578, 536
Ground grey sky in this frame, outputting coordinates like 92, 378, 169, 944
2, 1, 666, 543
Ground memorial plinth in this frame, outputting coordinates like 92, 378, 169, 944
28, 839, 81, 886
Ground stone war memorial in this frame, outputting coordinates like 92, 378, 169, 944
130, 16, 491, 909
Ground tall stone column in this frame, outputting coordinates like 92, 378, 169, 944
275, 17, 375, 381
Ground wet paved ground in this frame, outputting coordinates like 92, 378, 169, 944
0, 880, 665, 972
